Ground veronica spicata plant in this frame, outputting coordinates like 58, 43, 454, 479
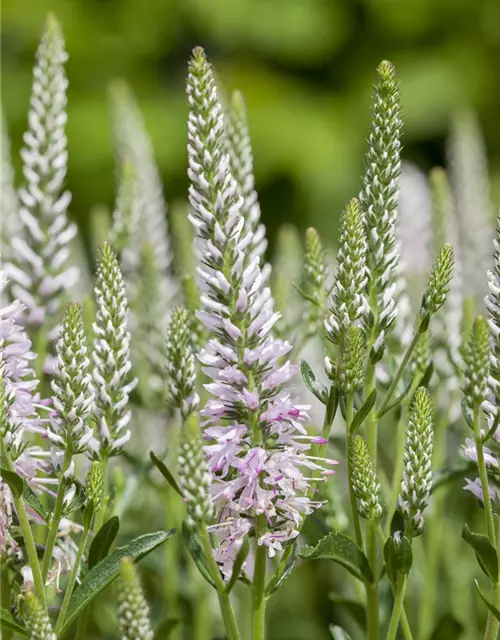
4, 12, 500, 640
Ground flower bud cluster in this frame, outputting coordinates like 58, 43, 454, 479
398, 388, 434, 537
5, 14, 78, 328
117, 558, 154, 640
350, 435, 383, 520
90, 243, 137, 459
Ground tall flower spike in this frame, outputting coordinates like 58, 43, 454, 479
398, 387, 434, 537
486, 214, 500, 423
90, 243, 137, 459
187, 47, 335, 569
22, 592, 56, 640
6, 14, 78, 327
302, 227, 329, 337
226, 90, 267, 262
164, 307, 199, 420
110, 81, 175, 298
420, 243, 454, 319
325, 198, 367, 347
359, 61, 402, 353
117, 558, 154, 640
47, 302, 93, 465
462, 316, 490, 415
85, 460, 104, 513
447, 110, 493, 308
1, 114, 21, 257
350, 435, 383, 520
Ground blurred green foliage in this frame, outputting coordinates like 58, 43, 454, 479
2, 0, 500, 254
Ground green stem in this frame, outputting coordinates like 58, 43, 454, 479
376, 525, 413, 640
386, 574, 407, 640
41, 448, 73, 582
473, 412, 496, 545
366, 532, 379, 640
55, 526, 91, 635
471, 406, 498, 639
252, 537, 267, 640
345, 393, 363, 547
1, 437, 46, 609
377, 331, 421, 419
199, 525, 240, 640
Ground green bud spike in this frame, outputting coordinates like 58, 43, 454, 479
302, 227, 328, 335
398, 388, 434, 537
462, 316, 490, 412
411, 331, 431, 378
117, 558, 154, 640
178, 414, 213, 527
165, 307, 199, 419
350, 435, 383, 520
22, 592, 56, 640
337, 325, 365, 393
420, 243, 455, 318
85, 460, 104, 513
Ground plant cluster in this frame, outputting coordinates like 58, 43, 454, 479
1, 13, 499, 640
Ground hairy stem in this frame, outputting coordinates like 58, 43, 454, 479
55, 525, 91, 635
252, 532, 268, 640
199, 525, 241, 640
1, 437, 46, 609
386, 574, 407, 640
41, 447, 73, 581
377, 330, 421, 418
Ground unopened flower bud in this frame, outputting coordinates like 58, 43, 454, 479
117, 557, 153, 640
338, 326, 365, 393
351, 436, 383, 520
420, 243, 454, 318
22, 592, 56, 640
398, 388, 434, 537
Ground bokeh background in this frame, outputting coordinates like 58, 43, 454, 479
3, 0, 500, 253
3, 1, 500, 638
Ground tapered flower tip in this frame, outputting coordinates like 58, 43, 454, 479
231, 89, 246, 112
189, 46, 208, 70
109, 77, 130, 101
346, 196, 360, 215
45, 12, 61, 34
377, 60, 396, 81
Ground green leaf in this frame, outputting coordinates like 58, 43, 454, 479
429, 613, 464, 640
0, 468, 23, 498
350, 389, 377, 434
0, 607, 28, 637
418, 312, 430, 333
461, 397, 474, 429
153, 618, 180, 640
300, 359, 329, 404
88, 516, 120, 570
150, 451, 184, 498
265, 544, 297, 596
60, 529, 175, 635
22, 485, 48, 522
225, 536, 250, 593
182, 521, 215, 588
329, 625, 353, 640
328, 595, 366, 629
475, 580, 500, 621
462, 525, 498, 582
326, 386, 339, 427
384, 535, 412, 583
298, 531, 373, 584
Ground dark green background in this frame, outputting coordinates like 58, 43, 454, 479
3, 0, 500, 253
